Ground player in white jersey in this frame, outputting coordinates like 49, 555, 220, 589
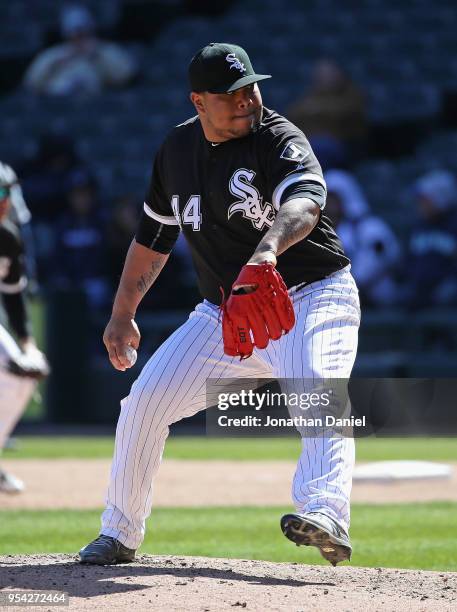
79, 43, 360, 566
0, 162, 49, 493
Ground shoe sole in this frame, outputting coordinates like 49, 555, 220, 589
281, 514, 351, 566
79, 554, 135, 565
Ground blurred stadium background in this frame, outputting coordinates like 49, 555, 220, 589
0, 0, 457, 426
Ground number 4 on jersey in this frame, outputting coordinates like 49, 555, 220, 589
171, 195, 202, 231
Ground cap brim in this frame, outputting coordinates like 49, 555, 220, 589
209, 74, 271, 94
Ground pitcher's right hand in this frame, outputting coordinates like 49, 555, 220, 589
103, 315, 140, 371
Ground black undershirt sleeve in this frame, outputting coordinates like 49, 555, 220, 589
2, 291, 32, 340
135, 212, 180, 254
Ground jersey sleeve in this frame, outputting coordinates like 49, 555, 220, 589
135, 144, 181, 253
2, 292, 31, 339
143, 144, 178, 225
0, 223, 31, 339
0, 223, 27, 294
280, 181, 327, 209
263, 127, 327, 211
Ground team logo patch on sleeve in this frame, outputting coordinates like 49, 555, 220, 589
280, 142, 309, 163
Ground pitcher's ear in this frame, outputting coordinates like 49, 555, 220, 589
190, 91, 205, 114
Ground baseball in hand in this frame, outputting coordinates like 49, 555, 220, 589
124, 345, 137, 367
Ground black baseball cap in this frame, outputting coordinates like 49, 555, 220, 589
189, 43, 271, 93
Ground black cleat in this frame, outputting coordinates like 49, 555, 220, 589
79, 535, 136, 565
281, 511, 352, 566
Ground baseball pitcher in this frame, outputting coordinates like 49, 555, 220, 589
79, 43, 360, 566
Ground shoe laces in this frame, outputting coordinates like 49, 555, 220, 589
307, 512, 347, 538
90, 535, 118, 550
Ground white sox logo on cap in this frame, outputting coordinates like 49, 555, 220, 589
226, 53, 246, 73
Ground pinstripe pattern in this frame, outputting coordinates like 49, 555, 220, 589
284, 269, 360, 532
0, 369, 36, 450
100, 266, 360, 548
0, 324, 38, 450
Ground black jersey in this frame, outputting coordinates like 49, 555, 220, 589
0, 219, 30, 339
0, 219, 26, 294
137, 107, 349, 305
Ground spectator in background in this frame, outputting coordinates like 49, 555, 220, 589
17, 131, 89, 283
325, 169, 401, 307
106, 195, 139, 287
287, 59, 367, 165
23, 4, 137, 97
18, 131, 82, 223
50, 168, 109, 309
404, 170, 457, 309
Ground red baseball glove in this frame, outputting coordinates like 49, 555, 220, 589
221, 263, 295, 359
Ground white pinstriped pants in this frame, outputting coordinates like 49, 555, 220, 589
0, 324, 36, 450
101, 265, 361, 549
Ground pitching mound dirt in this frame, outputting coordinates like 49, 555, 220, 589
0, 555, 456, 611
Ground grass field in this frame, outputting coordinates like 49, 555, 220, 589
0, 503, 455, 571
3, 435, 457, 462
1, 436, 456, 571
